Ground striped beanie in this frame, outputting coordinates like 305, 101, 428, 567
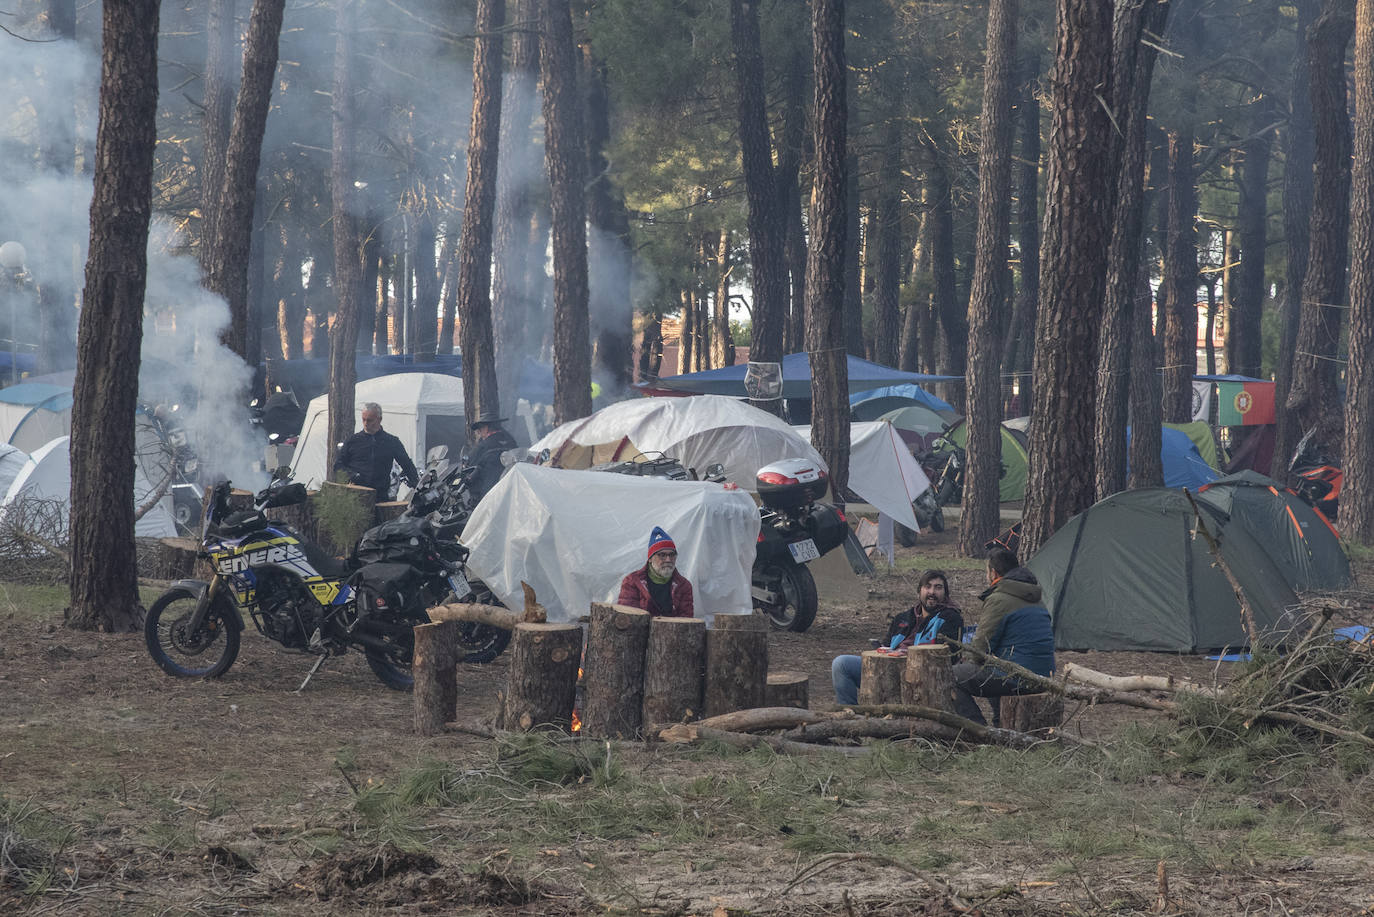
647, 526, 676, 559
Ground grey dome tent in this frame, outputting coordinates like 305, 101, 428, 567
1026, 489, 1302, 652
1195, 470, 1350, 593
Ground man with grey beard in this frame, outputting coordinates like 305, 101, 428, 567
616, 526, 695, 617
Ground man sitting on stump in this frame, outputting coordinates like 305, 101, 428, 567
953, 547, 1055, 727
830, 569, 963, 705
618, 527, 695, 618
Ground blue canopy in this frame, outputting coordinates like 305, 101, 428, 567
849, 383, 955, 413
644, 353, 962, 400
1127, 425, 1220, 490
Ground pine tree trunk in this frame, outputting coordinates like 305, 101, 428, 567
898, 213, 927, 372
502, 623, 583, 732
806, 0, 850, 498
1342, 0, 1374, 543
436, 220, 458, 355
842, 154, 865, 356
1229, 98, 1274, 379
34, 0, 80, 375
326, 0, 361, 474
360, 219, 380, 352
778, 48, 809, 356
200, 0, 236, 256
1160, 126, 1198, 424
1287, 0, 1355, 449
1020, 0, 1118, 557
871, 116, 904, 369
712, 229, 732, 368
961, 0, 1017, 556
1003, 47, 1041, 409
457, 0, 504, 420
413, 209, 439, 360
585, 50, 635, 394
542, 0, 593, 423
926, 144, 966, 385
67, 0, 161, 632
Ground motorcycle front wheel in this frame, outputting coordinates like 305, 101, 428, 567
753, 562, 819, 632
145, 586, 241, 679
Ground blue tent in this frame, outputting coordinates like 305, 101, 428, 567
849, 383, 955, 413
1127, 425, 1219, 490
643, 353, 962, 400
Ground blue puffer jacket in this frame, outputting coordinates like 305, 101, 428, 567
972, 567, 1055, 677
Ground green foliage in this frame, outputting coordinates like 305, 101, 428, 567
312, 483, 373, 554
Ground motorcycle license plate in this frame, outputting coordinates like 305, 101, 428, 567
788, 538, 821, 563
447, 571, 470, 598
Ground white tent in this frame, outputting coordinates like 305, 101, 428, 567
2, 436, 178, 538
0, 444, 28, 497
463, 463, 760, 623
530, 395, 825, 491
0, 383, 73, 454
794, 420, 929, 531
290, 373, 468, 489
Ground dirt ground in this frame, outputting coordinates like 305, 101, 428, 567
2, 528, 1372, 916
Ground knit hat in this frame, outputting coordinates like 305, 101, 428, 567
647, 526, 676, 559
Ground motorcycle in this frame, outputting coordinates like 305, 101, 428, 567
894, 485, 944, 547
144, 468, 497, 691
1288, 427, 1342, 519
925, 433, 966, 508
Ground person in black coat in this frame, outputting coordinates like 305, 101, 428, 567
465, 412, 519, 503
333, 402, 418, 498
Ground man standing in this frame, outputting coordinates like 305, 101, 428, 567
333, 402, 418, 499
618, 527, 695, 617
465, 412, 519, 503
952, 547, 1055, 727
831, 569, 963, 705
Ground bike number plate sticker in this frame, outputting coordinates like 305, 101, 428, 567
447, 572, 470, 598
788, 538, 821, 563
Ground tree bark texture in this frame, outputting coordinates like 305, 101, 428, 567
730, 0, 787, 372
585, 48, 635, 394
580, 603, 651, 739
200, 0, 236, 255
326, 0, 362, 475
806, 0, 850, 499
1003, 47, 1041, 409
501, 623, 582, 732
898, 212, 928, 372
68, 0, 161, 632
704, 614, 768, 717
413, 621, 458, 736
1228, 98, 1274, 379
1160, 126, 1198, 424
203, 0, 287, 361
413, 209, 439, 359
764, 671, 809, 709
1129, 274, 1165, 488
457, 0, 505, 423
926, 144, 966, 384
1020, 0, 1117, 557
542, 0, 593, 423
857, 651, 904, 705
871, 116, 904, 369
436, 222, 457, 354
901, 645, 957, 714
961, 0, 1018, 556
1342, 0, 1374, 543
778, 47, 809, 357
1272, 0, 1318, 477
1287, 0, 1356, 450
999, 692, 1064, 732
712, 229, 733, 368
641, 616, 706, 726
1095, 0, 1170, 500
493, 0, 542, 423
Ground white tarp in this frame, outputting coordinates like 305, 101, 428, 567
529, 395, 825, 491
794, 421, 928, 531
462, 463, 761, 623
2, 436, 177, 538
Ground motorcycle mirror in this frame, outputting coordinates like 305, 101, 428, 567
249, 397, 261, 408
705, 462, 725, 479
537, 448, 551, 464
427, 444, 450, 464
268, 432, 280, 443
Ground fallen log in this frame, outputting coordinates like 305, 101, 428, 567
427, 602, 532, 631
782, 718, 954, 743
944, 640, 1177, 712
844, 703, 1053, 750
690, 706, 829, 733
1060, 662, 1222, 698
658, 723, 871, 757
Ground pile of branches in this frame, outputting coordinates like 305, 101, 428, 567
0, 497, 70, 584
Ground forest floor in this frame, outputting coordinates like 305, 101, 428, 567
2, 528, 1373, 916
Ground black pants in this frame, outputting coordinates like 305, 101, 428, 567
951, 661, 1037, 727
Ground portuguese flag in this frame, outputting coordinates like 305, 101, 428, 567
1216, 380, 1275, 425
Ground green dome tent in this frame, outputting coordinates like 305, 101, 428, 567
1027, 488, 1302, 652
876, 404, 960, 451
942, 419, 1029, 502
1196, 470, 1350, 593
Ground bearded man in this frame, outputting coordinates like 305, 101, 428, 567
617, 527, 695, 617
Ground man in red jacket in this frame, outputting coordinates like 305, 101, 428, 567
618, 526, 695, 617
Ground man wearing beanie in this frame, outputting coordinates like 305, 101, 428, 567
617, 526, 695, 617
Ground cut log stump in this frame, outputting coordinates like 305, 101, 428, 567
901, 644, 957, 714
764, 671, 809, 710
857, 651, 906, 706
413, 621, 458, 736
642, 616, 706, 727
374, 501, 409, 524
1000, 692, 1065, 733
501, 623, 583, 732
704, 613, 768, 717
581, 603, 652, 739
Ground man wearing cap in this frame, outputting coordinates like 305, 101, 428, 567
465, 411, 520, 503
617, 527, 695, 617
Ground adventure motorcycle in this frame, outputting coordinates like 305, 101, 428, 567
144, 470, 496, 691
925, 432, 966, 508
894, 485, 944, 547
1288, 427, 1342, 520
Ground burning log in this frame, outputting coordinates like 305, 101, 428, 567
500, 622, 583, 732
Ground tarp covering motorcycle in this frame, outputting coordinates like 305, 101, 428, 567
529, 395, 825, 492
462, 463, 761, 624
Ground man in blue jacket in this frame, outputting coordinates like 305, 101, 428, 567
953, 547, 1054, 727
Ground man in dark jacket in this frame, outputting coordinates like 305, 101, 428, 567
953, 547, 1055, 726
830, 568, 963, 705
334, 402, 418, 499
466, 412, 519, 504
618, 527, 694, 617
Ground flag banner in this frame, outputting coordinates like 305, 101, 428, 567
1192, 380, 1212, 422
1216, 381, 1275, 425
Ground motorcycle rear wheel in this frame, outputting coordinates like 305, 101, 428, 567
452, 584, 512, 664
145, 586, 241, 679
754, 562, 819, 632
929, 508, 945, 533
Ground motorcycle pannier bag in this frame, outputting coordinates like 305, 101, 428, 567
354, 516, 433, 565
803, 504, 848, 555
351, 562, 422, 614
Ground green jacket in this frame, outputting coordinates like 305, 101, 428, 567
972, 567, 1055, 676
